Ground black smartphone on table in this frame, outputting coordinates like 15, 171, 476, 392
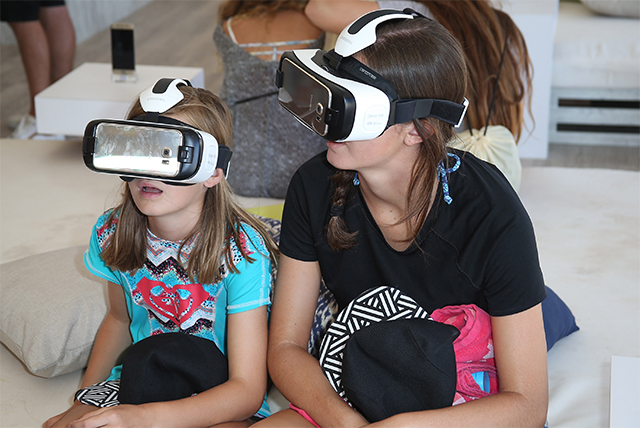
111, 22, 136, 82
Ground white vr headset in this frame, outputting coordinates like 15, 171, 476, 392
276, 8, 469, 142
82, 78, 232, 185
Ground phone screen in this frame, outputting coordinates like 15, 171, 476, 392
278, 58, 331, 136
111, 25, 135, 71
93, 122, 182, 177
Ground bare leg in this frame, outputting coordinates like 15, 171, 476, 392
39, 5, 75, 83
8, 20, 50, 117
211, 419, 253, 428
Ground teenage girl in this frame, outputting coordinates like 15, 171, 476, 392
259, 12, 548, 428
44, 86, 279, 428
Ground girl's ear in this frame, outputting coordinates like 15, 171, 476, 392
404, 121, 434, 146
203, 168, 224, 188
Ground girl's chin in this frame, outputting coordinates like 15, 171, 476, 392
325, 149, 352, 171
326, 141, 344, 150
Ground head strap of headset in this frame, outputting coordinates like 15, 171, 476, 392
127, 78, 232, 180
323, 8, 468, 128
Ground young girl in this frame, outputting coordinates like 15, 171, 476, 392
44, 84, 279, 428
260, 10, 548, 428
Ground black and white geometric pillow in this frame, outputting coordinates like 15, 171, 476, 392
75, 380, 120, 408
318, 286, 430, 405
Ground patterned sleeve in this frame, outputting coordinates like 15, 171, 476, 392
83, 211, 120, 284
224, 224, 273, 314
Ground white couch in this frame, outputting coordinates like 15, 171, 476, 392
549, 1, 640, 147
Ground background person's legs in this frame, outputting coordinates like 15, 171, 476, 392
39, 4, 75, 84
3, 1, 75, 138
9, 19, 51, 119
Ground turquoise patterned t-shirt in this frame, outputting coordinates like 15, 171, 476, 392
84, 210, 273, 417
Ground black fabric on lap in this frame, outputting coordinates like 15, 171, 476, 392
342, 318, 459, 422
119, 333, 228, 404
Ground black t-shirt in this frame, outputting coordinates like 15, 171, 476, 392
279, 150, 546, 316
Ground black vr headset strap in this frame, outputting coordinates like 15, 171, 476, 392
391, 98, 468, 127
323, 51, 399, 100
133, 112, 161, 123
216, 145, 232, 178
131, 114, 188, 127
151, 78, 192, 93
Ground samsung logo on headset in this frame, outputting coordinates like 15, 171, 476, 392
359, 67, 377, 81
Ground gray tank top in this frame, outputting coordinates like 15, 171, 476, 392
213, 24, 327, 198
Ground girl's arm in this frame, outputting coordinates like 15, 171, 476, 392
267, 255, 369, 428
82, 282, 134, 387
370, 304, 549, 428
44, 281, 132, 427
305, 0, 379, 34
68, 305, 269, 428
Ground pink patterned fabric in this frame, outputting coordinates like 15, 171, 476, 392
431, 304, 499, 405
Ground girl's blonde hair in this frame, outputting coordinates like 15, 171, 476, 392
100, 86, 279, 284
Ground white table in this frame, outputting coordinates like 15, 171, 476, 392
610, 356, 640, 428
34, 63, 205, 136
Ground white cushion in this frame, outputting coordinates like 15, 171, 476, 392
581, 0, 640, 18
0, 246, 108, 378
553, 3, 640, 89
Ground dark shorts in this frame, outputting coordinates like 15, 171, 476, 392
0, 1, 66, 22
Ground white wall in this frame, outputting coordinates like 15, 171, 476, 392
499, 0, 559, 159
1, 0, 153, 45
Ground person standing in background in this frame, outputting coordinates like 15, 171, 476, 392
1, 0, 75, 139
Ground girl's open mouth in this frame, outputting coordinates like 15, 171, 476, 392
142, 186, 162, 194
139, 182, 163, 197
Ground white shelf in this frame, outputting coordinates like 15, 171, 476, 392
35, 63, 204, 136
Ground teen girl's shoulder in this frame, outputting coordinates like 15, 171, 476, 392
450, 148, 518, 201
285, 150, 335, 209
294, 150, 335, 182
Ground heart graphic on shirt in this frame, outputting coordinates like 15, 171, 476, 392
136, 278, 208, 328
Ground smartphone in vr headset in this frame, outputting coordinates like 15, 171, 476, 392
83, 119, 228, 184
91, 121, 182, 176
278, 56, 332, 137
277, 50, 389, 142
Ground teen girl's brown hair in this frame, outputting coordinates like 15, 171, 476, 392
424, 0, 533, 142
327, 17, 467, 251
219, 0, 309, 21
100, 86, 279, 284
